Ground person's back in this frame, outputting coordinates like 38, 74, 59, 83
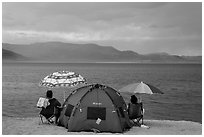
128, 102, 143, 119
40, 98, 61, 119
128, 95, 144, 126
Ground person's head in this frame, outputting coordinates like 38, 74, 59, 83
46, 90, 53, 99
130, 95, 138, 104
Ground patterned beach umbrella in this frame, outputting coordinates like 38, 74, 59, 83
119, 81, 163, 95
40, 70, 86, 88
39, 70, 87, 100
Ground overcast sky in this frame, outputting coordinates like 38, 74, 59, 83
2, 2, 202, 56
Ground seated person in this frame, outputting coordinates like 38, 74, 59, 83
127, 95, 144, 127
39, 90, 61, 124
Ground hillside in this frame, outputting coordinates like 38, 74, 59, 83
2, 42, 202, 63
2, 48, 27, 61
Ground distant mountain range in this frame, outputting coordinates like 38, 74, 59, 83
2, 42, 202, 63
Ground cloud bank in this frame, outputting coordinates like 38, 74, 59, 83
2, 2, 202, 56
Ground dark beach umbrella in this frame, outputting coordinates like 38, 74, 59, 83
39, 70, 87, 100
119, 81, 163, 95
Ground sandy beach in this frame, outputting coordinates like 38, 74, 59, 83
2, 116, 202, 135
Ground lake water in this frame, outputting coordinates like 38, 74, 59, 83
2, 62, 202, 123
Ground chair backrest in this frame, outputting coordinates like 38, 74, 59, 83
128, 103, 143, 119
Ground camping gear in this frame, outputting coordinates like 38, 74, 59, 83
58, 83, 132, 133
39, 70, 86, 100
119, 81, 163, 95
39, 111, 55, 124
127, 103, 144, 126
39, 98, 61, 125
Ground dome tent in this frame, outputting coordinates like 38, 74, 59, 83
58, 83, 132, 133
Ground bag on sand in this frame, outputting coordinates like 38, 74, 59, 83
37, 97, 50, 108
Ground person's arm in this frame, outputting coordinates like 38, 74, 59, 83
55, 99, 61, 107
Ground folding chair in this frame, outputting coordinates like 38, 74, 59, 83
36, 97, 55, 124
39, 108, 55, 124
40, 105, 63, 124
128, 103, 144, 126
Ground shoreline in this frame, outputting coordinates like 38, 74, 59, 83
2, 61, 202, 65
2, 116, 202, 135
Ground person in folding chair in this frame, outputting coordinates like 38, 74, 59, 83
38, 90, 61, 125
127, 95, 144, 127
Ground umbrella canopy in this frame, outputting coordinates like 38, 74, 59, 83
39, 70, 86, 88
119, 81, 163, 95
39, 70, 87, 101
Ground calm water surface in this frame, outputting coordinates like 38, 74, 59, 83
2, 63, 202, 123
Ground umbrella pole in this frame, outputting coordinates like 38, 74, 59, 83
138, 96, 142, 103
63, 90, 65, 101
